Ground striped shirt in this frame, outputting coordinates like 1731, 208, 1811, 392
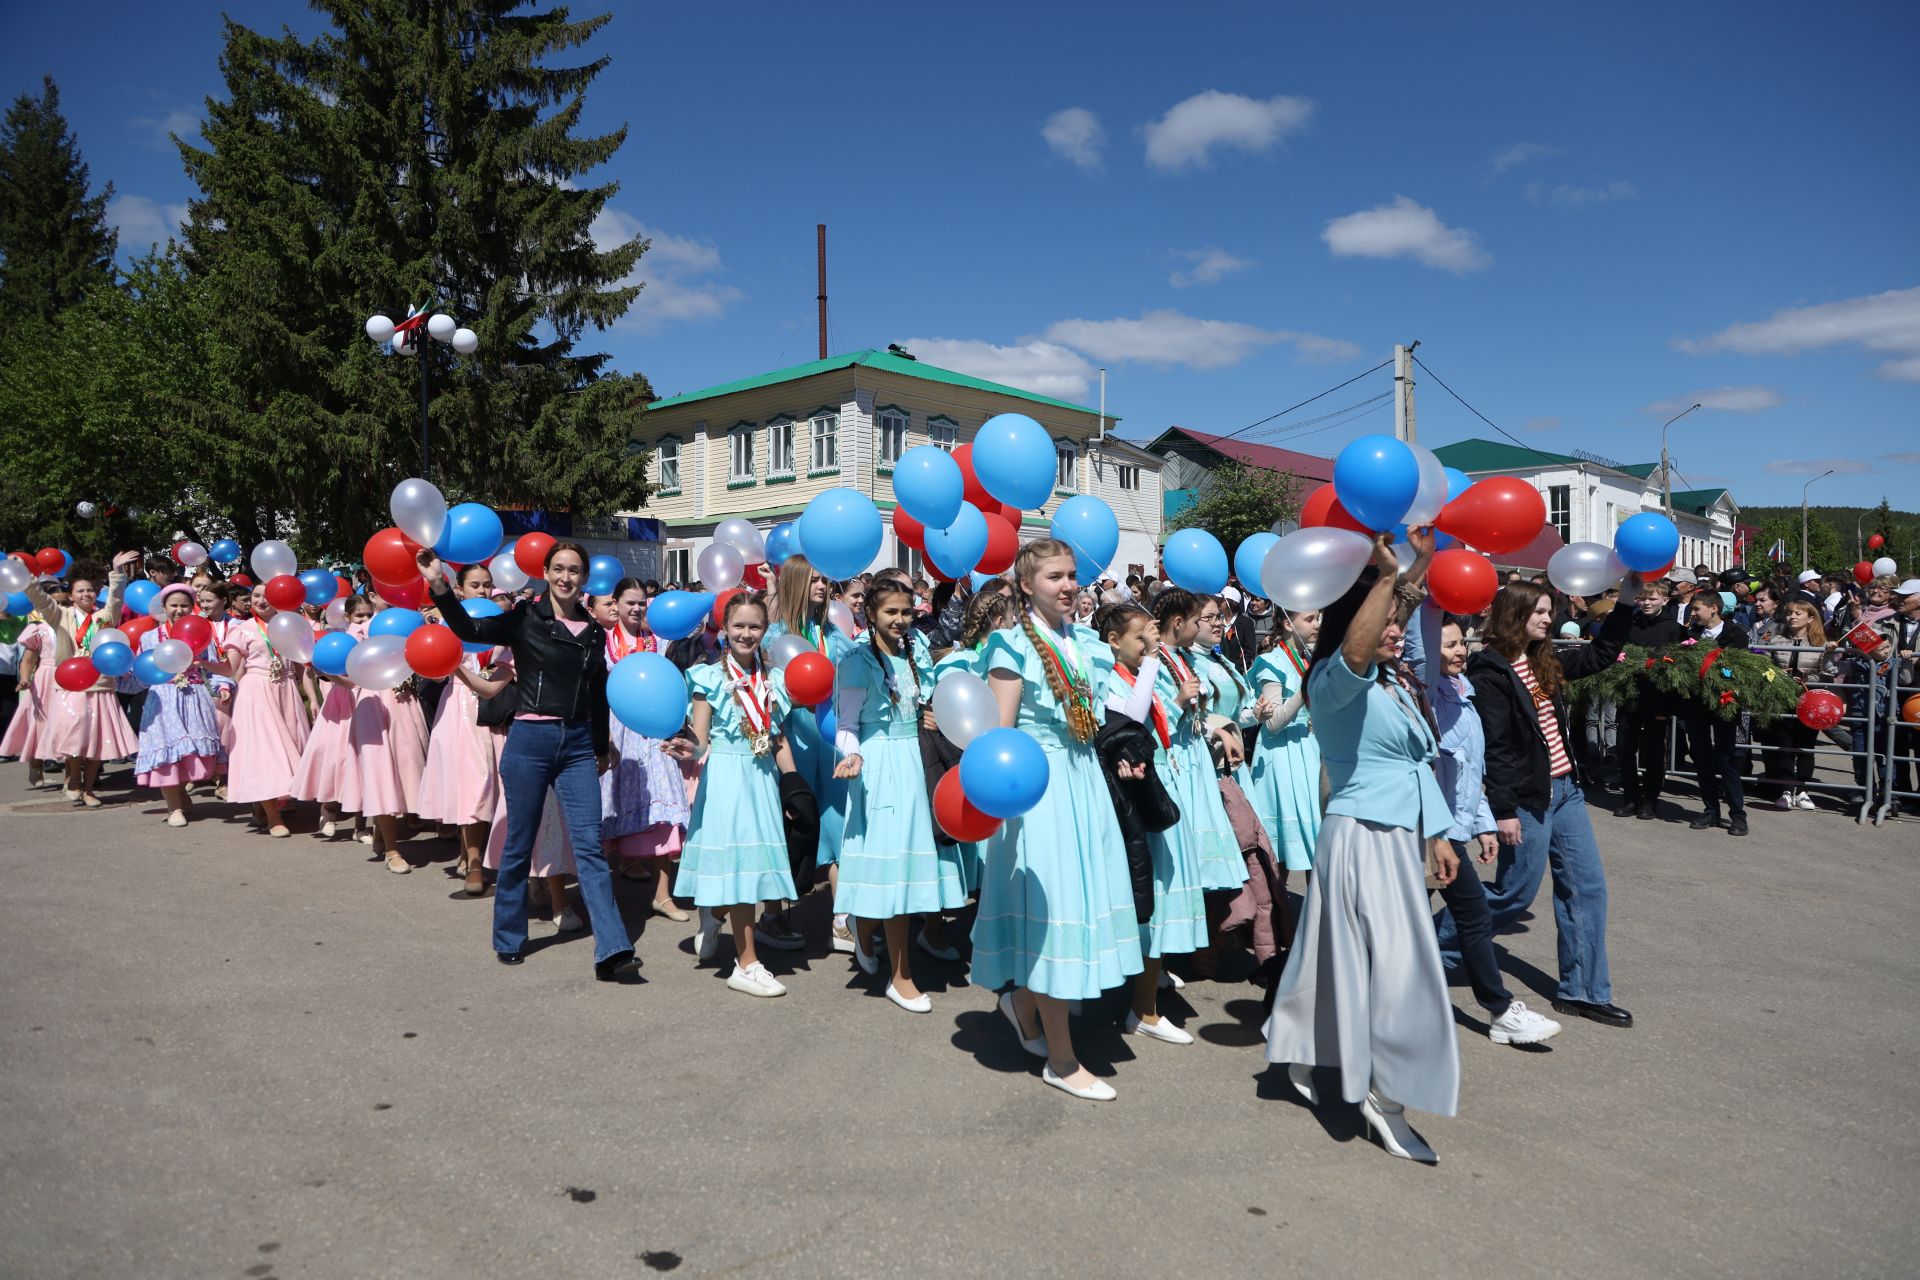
1513, 654, 1572, 779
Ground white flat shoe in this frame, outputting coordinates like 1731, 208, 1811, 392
1158, 969, 1185, 990
319, 819, 338, 839
851, 925, 879, 976
554, 906, 584, 932
1360, 1090, 1437, 1164
694, 907, 721, 962
998, 991, 1048, 1058
1123, 1011, 1193, 1045
885, 983, 932, 1014
1041, 1064, 1115, 1101
166, 811, 188, 829
1287, 1063, 1318, 1107
916, 932, 961, 962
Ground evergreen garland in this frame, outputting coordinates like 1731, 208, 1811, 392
1568, 643, 1802, 723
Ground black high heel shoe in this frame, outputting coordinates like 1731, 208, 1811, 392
594, 950, 639, 982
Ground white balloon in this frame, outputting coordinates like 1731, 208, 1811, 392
94, 628, 129, 651
1394, 542, 1418, 573
151, 638, 193, 675
148, 591, 171, 620
390, 478, 448, 549
0, 559, 30, 593
427, 313, 457, 342
451, 327, 478, 354
696, 542, 744, 590
1260, 528, 1374, 612
713, 517, 766, 564
931, 671, 997, 751
365, 314, 396, 344
323, 598, 348, 630
828, 600, 858, 636
1547, 542, 1627, 597
267, 610, 315, 662
1872, 556, 1897, 578
75, 501, 98, 519
177, 541, 208, 568
251, 539, 297, 581
489, 547, 529, 593
346, 634, 411, 690
765, 633, 811, 671
1402, 442, 1450, 527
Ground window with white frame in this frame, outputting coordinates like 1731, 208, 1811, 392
810, 412, 839, 472
656, 437, 681, 492
1548, 484, 1571, 543
926, 415, 957, 452
728, 425, 754, 484
666, 547, 691, 584
893, 542, 921, 576
1116, 464, 1140, 491
767, 416, 795, 477
877, 407, 908, 469
1055, 441, 1077, 492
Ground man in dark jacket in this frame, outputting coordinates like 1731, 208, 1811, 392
1217, 588, 1258, 670
1613, 579, 1688, 819
1681, 591, 1751, 835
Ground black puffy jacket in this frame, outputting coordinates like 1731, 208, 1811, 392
432, 581, 611, 755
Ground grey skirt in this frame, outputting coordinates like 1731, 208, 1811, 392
1262, 814, 1460, 1117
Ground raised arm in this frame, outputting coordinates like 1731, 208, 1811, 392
420, 552, 517, 647
1341, 534, 1403, 675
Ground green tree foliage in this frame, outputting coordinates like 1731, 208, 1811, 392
1741, 502, 1919, 581
1168, 459, 1302, 567
0, 75, 118, 329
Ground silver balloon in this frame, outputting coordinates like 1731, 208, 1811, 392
75, 501, 98, 519
151, 638, 194, 675
488, 547, 529, 593
713, 517, 766, 564
765, 633, 811, 671
147, 591, 171, 621
93, 627, 129, 651
365, 314, 396, 344
1546, 542, 1627, 596
251, 539, 297, 581
1394, 542, 1418, 572
1260, 528, 1374, 612
1873, 556, 1897, 578
697, 541, 744, 590
932, 671, 998, 751
1402, 442, 1449, 527
390, 478, 448, 549
267, 610, 315, 662
0, 559, 31, 593
323, 598, 349, 630
346, 634, 411, 690
177, 541, 208, 568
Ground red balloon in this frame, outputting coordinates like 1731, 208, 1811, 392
55, 656, 99, 692
740, 563, 767, 590
1854, 560, 1875, 585
230, 573, 254, 589
977, 514, 1018, 574
122, 616, 157, 646
335, 575, 353, 602
264, 574, 306, 611
1649, 561, 1675, 579
171, 614, 213, 652
373, 577, 426, 609
1868, 533, 1886, 551
934, 768, 1002, 841
1796, 688, 1845, 731
404, 624, 464, 679
364, 527, 422, 584
953, 444, 994, 512
9, 551, 31, 566
515, 532, 556, 577
785, 651, 834, 705
893, 505, 926, 551
1427, 549, 1498, 614
35, 547, 64, 576
995, 501, 1022, 528
1436, 477, 1546, 555
712, 587, 740, 628
1298, 483, 1371, 534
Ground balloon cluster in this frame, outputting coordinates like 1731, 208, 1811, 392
922, 670, 1050, 838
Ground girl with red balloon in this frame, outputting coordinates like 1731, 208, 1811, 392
21, 551, 142, 807
290, 595, 375, 844
221, 582, 314, 838
133, 585, 229, 827
416, 564, 516, 896
337, 584, 429, 873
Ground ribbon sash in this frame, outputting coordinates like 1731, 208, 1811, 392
1114, 663, 1171, 751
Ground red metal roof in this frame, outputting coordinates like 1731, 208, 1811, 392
1160, 427, 1336, 483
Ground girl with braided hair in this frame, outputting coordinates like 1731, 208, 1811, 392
919, 581, 1014, 912
1150, 589, 1246, 895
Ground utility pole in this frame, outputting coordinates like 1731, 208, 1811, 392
1801, 468, 1834, 572
816, 224, 828, 361
1392, 341, 1420, 442
1660, 402, 1702, 515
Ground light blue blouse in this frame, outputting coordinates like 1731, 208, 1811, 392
1306, 650, 1452, 839
1401, 600, 1498, 843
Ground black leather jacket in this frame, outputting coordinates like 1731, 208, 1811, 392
432, 581, 611, 755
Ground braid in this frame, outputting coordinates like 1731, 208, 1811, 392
1020, 615, 1096, 743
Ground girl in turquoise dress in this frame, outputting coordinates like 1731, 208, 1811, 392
1247, 607, 1325, 874
1097, 601, 1207, 1047
1150, 590, 1247, 895
676, 593, 801, 999
974, 540, 1143, 1102
924, 583, 1015, 905
831, 579, 956, 1014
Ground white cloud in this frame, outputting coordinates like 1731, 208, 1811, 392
1321, 196, 1490, 273
1489, 142, 1561, 177
1529, 180, 1637, 208
1041, 108, 1105, 171
1524, 415, 1562, 432
106, 194, 189, 249
1142, 91, 1313, 172
1169, 247, 1252, 288
1042, 309, 1361, 370
1679, 286, 1920, 382
1641, 385, 1783, 416
1881, 451, 1920, 465
899, 338, 1097, 401
1764, 458, 1870, 476
591, 207, 742, 331
130, 108, 199, 150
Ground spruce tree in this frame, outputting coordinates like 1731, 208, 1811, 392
0, 75, 119, 328
179, 2, 652, 554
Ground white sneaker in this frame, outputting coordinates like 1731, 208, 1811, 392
1041, 1064, 1116, 1101
1123, 1011, 1193, 1045
555, 906, 584, 933
319, 819, 338, 839
726, 961, 786, 998
694, 907, 721, 962
885, 983, 932, 1014
1794, 791, 1817, 811
1487, 999, 1562, 1046
1773, 794, 1794, 811
1360, 1090, 1437, 1164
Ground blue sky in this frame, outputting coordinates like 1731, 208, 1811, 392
7, 1, 1918, 509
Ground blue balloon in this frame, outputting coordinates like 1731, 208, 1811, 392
647, 590, 708, 641
1443, 467, 1474, 503
209, 538, 242, 565
585, 555, 623, 596
959, 727, 1051, 819
131, 652, 168, 687
91, 641, 134, 678
891, 445, 964, 528
368, 607, 425, 639
122, 579, 158, 616
1050, 495, 1119, 582
1333, 434, 1421, 531
4, 591, 28, 617
969, 571, 999, 591
797, 488, 882, 581
312, 630, 358, 677
923, 502, 988, 579
1615, 512, 1680, 572
973, 413, 1056, 510
764, 521, 797, 567
1234, 533, 1280, 598
606, 651, 690, 738
434, 502, 504, 565
1162, 529, 1229, 595
298, 568, 338, 608
53, 550, 71, 577
457, 597, 504, 653
816, 701, 836, 744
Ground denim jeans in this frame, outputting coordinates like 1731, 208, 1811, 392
1435, 774, 1612, 1005
1436, 840, 1512, 1017
495, 719, 629, 964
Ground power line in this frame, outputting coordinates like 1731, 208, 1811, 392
1410, 354, 1533, 451
1241, 390, 1393, 445
1212, 358, 1393, 443
1262, 399, 1391, 444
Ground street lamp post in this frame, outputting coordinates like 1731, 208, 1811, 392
364, 309, 478, 481
1801, 468, 1834, 573
1661, 402, 1702, 516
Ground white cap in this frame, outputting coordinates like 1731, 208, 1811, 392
1221, 586, 1244, 604
1897, 578, 1920, 597
1797, 569, 1822, 584
1669, 568, 1697, 585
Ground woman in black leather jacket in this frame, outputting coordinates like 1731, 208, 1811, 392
423, 542, 637, 982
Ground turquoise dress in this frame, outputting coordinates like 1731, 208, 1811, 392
1154, 647, 1245, 892
764, 619, 852, 868
1247, 645, 1323, 871
679, 661, 800, 909
1200, 648, 1258, 789
833, 632, 967, 919
929, 645, 987, 894
1104, 661, 1208, 959
970, 623, 1144, 999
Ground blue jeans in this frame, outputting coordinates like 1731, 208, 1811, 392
495, 719, 629, 964
1435, 774, 1612, 1004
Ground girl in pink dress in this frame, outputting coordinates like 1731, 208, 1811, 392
417, 565, 514, 895
135, 586, 229, 827
1, 617, 58, 788
24, 552, 141, 806
197, 582, 237, 794
290, 596, 372, 842
599, 580, 692, 922
341, 591, 430, 874
220, 582, 313, 837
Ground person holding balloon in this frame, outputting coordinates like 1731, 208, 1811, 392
1247, 607, 1324, 891
133, 585, 228, 828
597, 579, 692, 921
291, 595, 374, 843
416, 564, 516, 895
20, 551, 142, 807
0, 607, 58, 790
1149, 590, 1246, 900
921, 582, 1015, 909
220, 582, 315, 839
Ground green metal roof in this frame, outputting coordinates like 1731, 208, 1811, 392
648, 348, 1113, 419
1431, 439, 1584, 471
1669, 487, 1730, 516
1615, 462, 1659, 479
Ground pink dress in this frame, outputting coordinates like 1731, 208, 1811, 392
483, 784, 577, 877
0, 623, 56, 760
289, 679, 357, 805
338, 678, 429, 819
210, 618, 240, 751
44, 612, 138, 762
222, 622, 313, 804
415, 647, 513, 825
